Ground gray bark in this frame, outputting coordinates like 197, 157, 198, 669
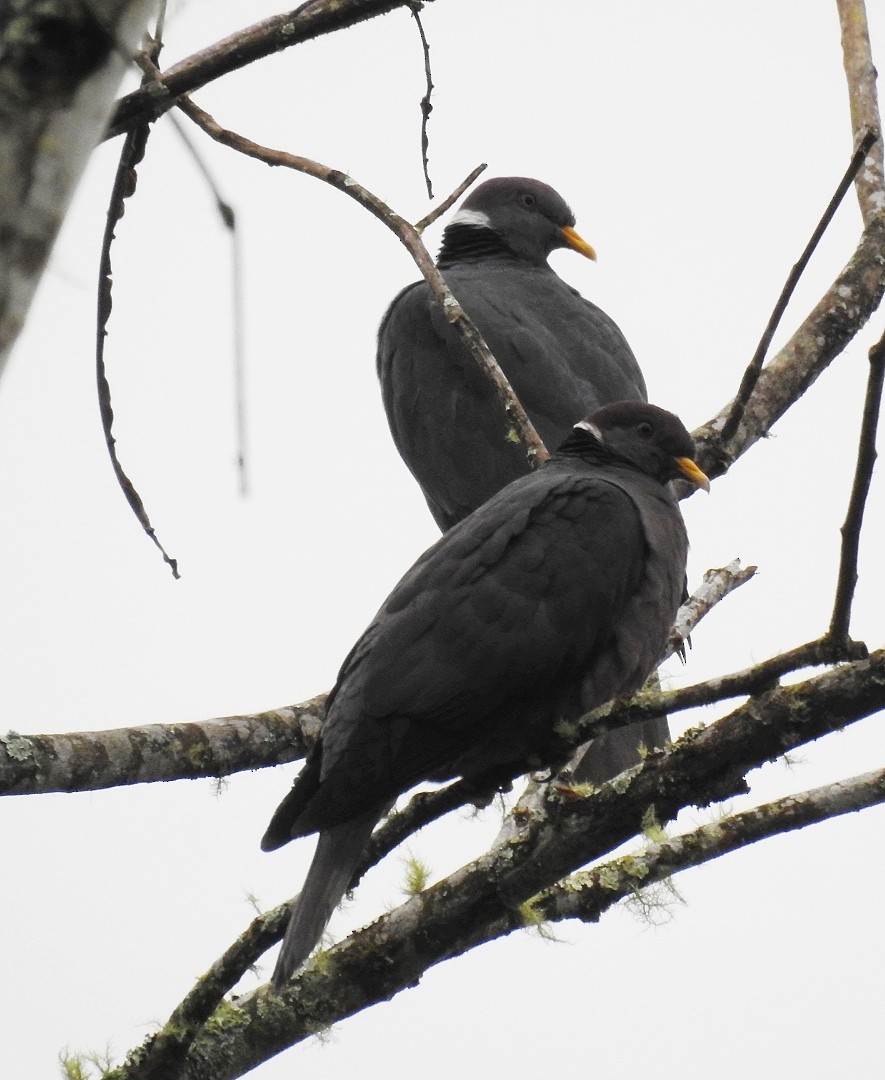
0, 0, 156, 375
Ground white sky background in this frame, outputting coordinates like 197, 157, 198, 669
2, 2, 885, 1076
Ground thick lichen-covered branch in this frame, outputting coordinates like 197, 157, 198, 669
538, 764, 885, 923
113, 777, 476, 1080
0, 698, 324, 796
104, 563, 759, 1077
109, 649, 885, 1080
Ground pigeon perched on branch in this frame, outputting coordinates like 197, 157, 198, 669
263, 402, 708, 987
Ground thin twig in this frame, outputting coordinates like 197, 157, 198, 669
169, 114, 249, 496
667, 560, 756, 655
230, 210, 248, 496
414, 163, 487, 234
154, 0, 167, 45
829, 328, 885, 641
721, 129, 878, 442
176, 95, 548, 466
500, 590, 865, 846
358, 780, 480, 884
409, 3, 434, 198
583, 633, 869, 738
96, 39, 180, 580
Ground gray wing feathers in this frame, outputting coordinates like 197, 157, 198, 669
271, 807, 382, 987
377, 268, 646, 531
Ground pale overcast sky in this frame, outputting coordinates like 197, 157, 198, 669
2, 3, 884, 1077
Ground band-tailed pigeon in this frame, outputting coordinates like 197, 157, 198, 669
263, 402, 709, 986
377, 176, 664, 784
377, 176, 646, 532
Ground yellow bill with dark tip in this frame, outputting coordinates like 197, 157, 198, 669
676, 456, 711, 492
560, 225, 597, 261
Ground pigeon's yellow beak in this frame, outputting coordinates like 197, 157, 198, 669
676, 457, 711, 492
560, 225, 597, 261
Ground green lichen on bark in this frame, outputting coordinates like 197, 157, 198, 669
401, 854, 432, 895
0, 730, 35, 762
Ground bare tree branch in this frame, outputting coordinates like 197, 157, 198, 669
121, 779, 479, 1080
414, 163, 487, 233
575, 633, 869, 745
410, 2, 435, 198
177, 95, 550, 467
96, 48, 180, 579
0, 699, 325, 796
110, 570, 863, 1079
186, 753, 885, 1051
139, 39, 885, 508
830, 328, 885, 640
1, 578, 867, 804
105, 0, 428, 139
721, 130, 878, 441
6, 7, 885, 1076
12, 563, 764, 1076
838, 0, 885, 223
5, 4, 876, 1073
113, 900, 289, 1080
540, 764, 885, 923
667, 559, 756, 654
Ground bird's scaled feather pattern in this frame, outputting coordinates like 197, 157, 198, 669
263, 403, 704, 987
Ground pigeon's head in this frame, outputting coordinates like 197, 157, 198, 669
566, 402, 710, 491
441, 177, 596, 267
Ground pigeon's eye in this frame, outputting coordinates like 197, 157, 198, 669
520, 193, 537, 208
636, 421, 654, 439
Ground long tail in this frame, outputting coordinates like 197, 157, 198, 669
271, 808, 382, 988
570, 714, 669, 785
572, 669, 670, 786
